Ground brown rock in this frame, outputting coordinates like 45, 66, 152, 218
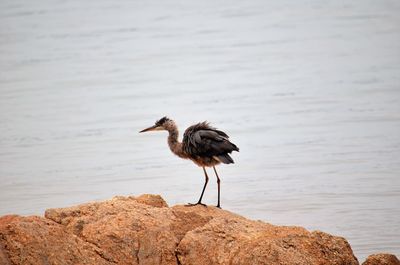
363, 253, 400, 265
175, 214, 357, 265
0, 194, 363, 265
45, 195, 178, 265
0, 215, 111, 265
134, 194, 168, 208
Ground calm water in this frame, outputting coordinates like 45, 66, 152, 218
1, 0, 399, 260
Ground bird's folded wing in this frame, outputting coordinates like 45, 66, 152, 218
194, 130, 225, 145
189, 130, 235, 155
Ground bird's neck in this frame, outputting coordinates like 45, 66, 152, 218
166, 123, 186, 159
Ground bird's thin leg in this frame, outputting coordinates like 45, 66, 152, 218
213, 166, 221, 208
187, 167, 208, 207
197, 167, 209, 205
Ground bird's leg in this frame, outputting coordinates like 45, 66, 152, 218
187, 167, 208, 207
213, 166, 221, 208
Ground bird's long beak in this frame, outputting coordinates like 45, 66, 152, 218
139, 125, 162, 133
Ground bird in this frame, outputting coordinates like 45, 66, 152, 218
139, 117, 239, 208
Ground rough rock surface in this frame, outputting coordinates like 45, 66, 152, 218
0, 215, 110, 265
0, 194, 397, 265
362, 254, 400, 265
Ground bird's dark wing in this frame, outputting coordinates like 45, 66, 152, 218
183, 123, 239, 164
191, 130, 224, 147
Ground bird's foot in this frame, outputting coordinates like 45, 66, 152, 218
186, 202, 207, 207
216, 205, 221, 209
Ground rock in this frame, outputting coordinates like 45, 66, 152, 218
134, 194, 168, 208
362, 254, 400, 265
0, 215, 111, 265
45, 195, 178, 265
0, 194, 394, 265
175, 211, 357, 265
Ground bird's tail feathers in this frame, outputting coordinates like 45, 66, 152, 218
231, 143, 239, 152
216, 154, 234, 164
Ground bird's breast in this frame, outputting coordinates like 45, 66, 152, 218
190, 156, 221, 167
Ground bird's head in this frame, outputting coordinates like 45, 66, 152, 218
139, 116, 173, 133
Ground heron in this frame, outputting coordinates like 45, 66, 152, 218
139, 117, 239, 208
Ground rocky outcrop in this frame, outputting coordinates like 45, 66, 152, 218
0, 194, 397, 265
362, 254, 400, 265
0, 215, 110, 265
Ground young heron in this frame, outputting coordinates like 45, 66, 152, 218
139, 117, 239, 208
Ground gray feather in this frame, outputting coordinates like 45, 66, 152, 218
182, 122, 239, 164
217, 154, 234, 164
